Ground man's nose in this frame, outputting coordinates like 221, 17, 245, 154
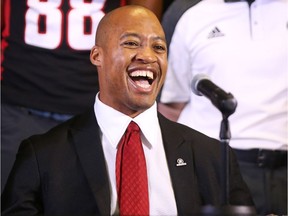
135, 46, 157, 63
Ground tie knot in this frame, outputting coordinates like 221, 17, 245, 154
127, 121, 140, 133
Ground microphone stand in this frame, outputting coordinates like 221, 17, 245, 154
219, 114, 231, 205
199, 96, 256, 215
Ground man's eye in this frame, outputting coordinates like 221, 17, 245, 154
154, 45, 166, 52
123, 41, 139, 47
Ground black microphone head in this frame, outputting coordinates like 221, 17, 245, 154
191, 73, 211, 96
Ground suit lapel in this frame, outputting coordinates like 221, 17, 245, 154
158, 113, 202, 214
70, 109, 111, 215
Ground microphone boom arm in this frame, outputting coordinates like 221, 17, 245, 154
197, 79, 237, 117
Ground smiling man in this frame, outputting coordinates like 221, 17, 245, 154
1, 5, 254, 216
90, 6, 167, 118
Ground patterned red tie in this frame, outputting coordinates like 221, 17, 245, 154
116, 121, 149, 216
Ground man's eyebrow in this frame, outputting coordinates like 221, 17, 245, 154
153, 36, 166, 43
120, 32, 166, 43
120, 32, 141, 40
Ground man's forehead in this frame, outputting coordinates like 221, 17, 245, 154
97, 6, 164, 43
105, 6, 159, 28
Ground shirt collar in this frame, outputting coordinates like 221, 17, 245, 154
94, 93, 159, 149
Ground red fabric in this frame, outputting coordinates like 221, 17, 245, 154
120, 0, 126, 7
116, 121, 149, 216
1, 0, 11, 79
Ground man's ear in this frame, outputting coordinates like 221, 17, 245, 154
90, 45, 102, 66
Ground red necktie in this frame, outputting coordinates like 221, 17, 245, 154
116, 121, 149, 216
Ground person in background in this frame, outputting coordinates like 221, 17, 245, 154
1, 5, 254, 215
158, 0, 287, 215
1, 0, 164, 193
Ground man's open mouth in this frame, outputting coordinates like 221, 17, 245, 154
129, 70, 155, 89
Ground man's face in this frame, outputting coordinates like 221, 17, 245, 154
91, 7, 167, 117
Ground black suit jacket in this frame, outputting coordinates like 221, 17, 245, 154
1, 109, 254, 216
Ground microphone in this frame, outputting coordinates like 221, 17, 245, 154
191, 74, 237, 116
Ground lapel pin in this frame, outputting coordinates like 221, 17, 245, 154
176, 158, 187, 167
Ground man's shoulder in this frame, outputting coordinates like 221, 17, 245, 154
24, 109, 97, 146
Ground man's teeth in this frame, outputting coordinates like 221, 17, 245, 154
130, 70, 154, 79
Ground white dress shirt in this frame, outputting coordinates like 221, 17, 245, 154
94, 94, 178, 215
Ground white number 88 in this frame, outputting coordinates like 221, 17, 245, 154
25, 0, 105, 50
